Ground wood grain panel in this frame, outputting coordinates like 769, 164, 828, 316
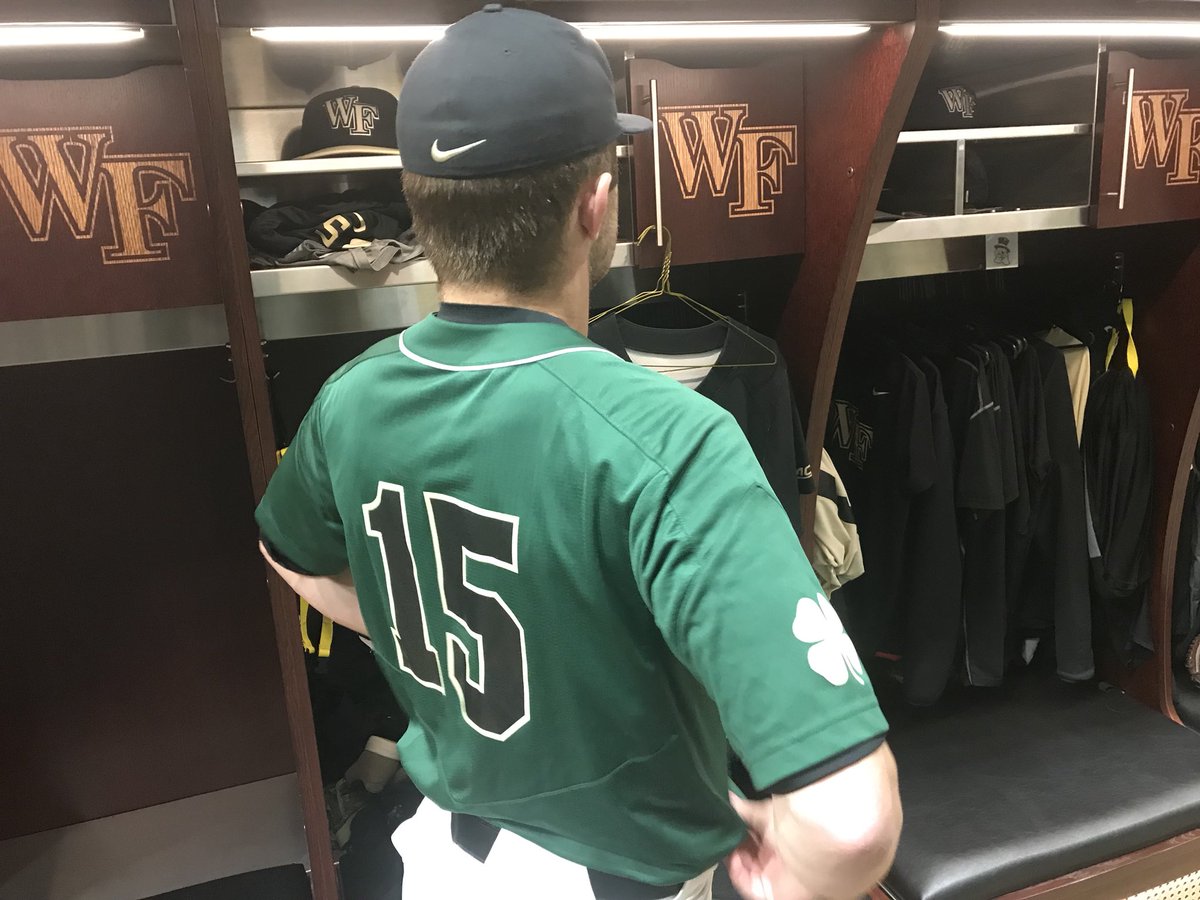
174, 2, 339, 895
1001, 829, 1200, 899
628, 58, 805, 267
872, 829, 1200, 898
0, 350, 293, 840
0, 67, 220, 322
774, 1, 938, 538
1096, 53, 1200, 229
1127, 234, 1200, 718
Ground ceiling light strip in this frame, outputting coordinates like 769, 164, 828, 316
249, 22, 870, 43
0, 25, 145, 46
941, 21, 1200, 38
250, 25, 446, 42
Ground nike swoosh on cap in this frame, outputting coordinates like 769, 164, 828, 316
430, 138, 487, 163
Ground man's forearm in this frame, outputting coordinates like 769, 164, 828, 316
258, 541, 368, 636
773, 744, 902, 897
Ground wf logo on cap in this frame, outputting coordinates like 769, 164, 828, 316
0, 126, 195, 265
325, 94, 380, 137
292, 86, 399, 160
658, 103, 798, 219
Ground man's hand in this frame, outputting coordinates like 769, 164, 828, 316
726, 743, 902, 900
727, 808, 815, 900
258, 541, 368, 636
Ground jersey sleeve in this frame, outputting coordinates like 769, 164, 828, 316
631, 415, 887, 791
255, 394, 349, 576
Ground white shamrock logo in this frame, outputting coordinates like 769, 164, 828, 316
792, 593, 865, 687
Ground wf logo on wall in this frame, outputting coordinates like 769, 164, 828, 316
658, 103, 799, 218
1130, 89, 1200, 186
0, 126, 196, 265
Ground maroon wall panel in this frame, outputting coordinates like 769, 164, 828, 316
1097, 52, 1200, 229
0, 349, 294, 840
1125, 227, 1200, 715
0, 66, 219, 322
776, 3, 935, 511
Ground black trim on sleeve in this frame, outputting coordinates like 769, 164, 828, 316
732, 733, 888, 800
260, 533, 319, 577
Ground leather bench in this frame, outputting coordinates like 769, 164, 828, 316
879, 675, 1200, 899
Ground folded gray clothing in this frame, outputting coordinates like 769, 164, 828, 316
279, 233, 424, 272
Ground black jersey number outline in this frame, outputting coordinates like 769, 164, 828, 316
363, 483, 529, 741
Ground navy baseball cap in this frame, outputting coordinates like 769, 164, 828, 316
397, 4, 652, 178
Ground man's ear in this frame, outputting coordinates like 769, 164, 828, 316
579, 171, 614, 239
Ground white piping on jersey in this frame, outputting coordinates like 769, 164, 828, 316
398, 331, 611, 371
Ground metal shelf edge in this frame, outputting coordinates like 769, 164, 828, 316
235, 144, 629, 177
0, 305, 229, 368
866, 206, 1090, 245
236, 156, 403, 177
252, 243, 634, 298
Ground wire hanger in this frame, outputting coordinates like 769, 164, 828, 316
589, 224, 777, 370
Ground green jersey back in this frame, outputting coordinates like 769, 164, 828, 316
256, 314, 886, 884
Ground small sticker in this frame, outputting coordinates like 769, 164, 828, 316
986, 232, 1018, 269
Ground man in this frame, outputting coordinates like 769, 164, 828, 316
257, 6, 901, 899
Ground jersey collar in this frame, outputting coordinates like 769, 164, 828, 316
437, 302, 566, 327
400, 310, 610, 372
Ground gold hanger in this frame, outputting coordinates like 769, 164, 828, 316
589, 225, 777, 370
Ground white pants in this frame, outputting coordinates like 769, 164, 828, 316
392, 800, 715, 900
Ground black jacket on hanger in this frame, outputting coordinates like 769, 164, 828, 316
897, 358, 963, 704
940, 350, 1008, 686
588, 316, 815, 538
827, 342, 937, 660
1009, 339, 1094, 681
1083, 327, 1153, 660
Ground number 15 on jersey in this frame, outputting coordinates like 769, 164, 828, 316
363, 483, 530, 741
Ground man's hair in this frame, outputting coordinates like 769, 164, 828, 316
403, 144, 617, 295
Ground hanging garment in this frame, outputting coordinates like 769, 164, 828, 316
1044, 326, 1092, 446
828, 343, 937, 659
1173, 468, 1200, 668
896, 358, 963, 705
1005, 343, 1053, 668
1082, 299, 1153, 662
979, 344, 1022, 511
588, 317, 815, 538
1007, 339, 1094, 681
985, 343, 1029, 527
940, 352, 1008, 686
813, 449, 865, 595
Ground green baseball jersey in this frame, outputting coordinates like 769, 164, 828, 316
256, 311, 887, 884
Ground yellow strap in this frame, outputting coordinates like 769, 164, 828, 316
277, 447, 328, 654
298, 598, 316, 654
318, 611, 334, 658
1104, 297, 1139, 377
